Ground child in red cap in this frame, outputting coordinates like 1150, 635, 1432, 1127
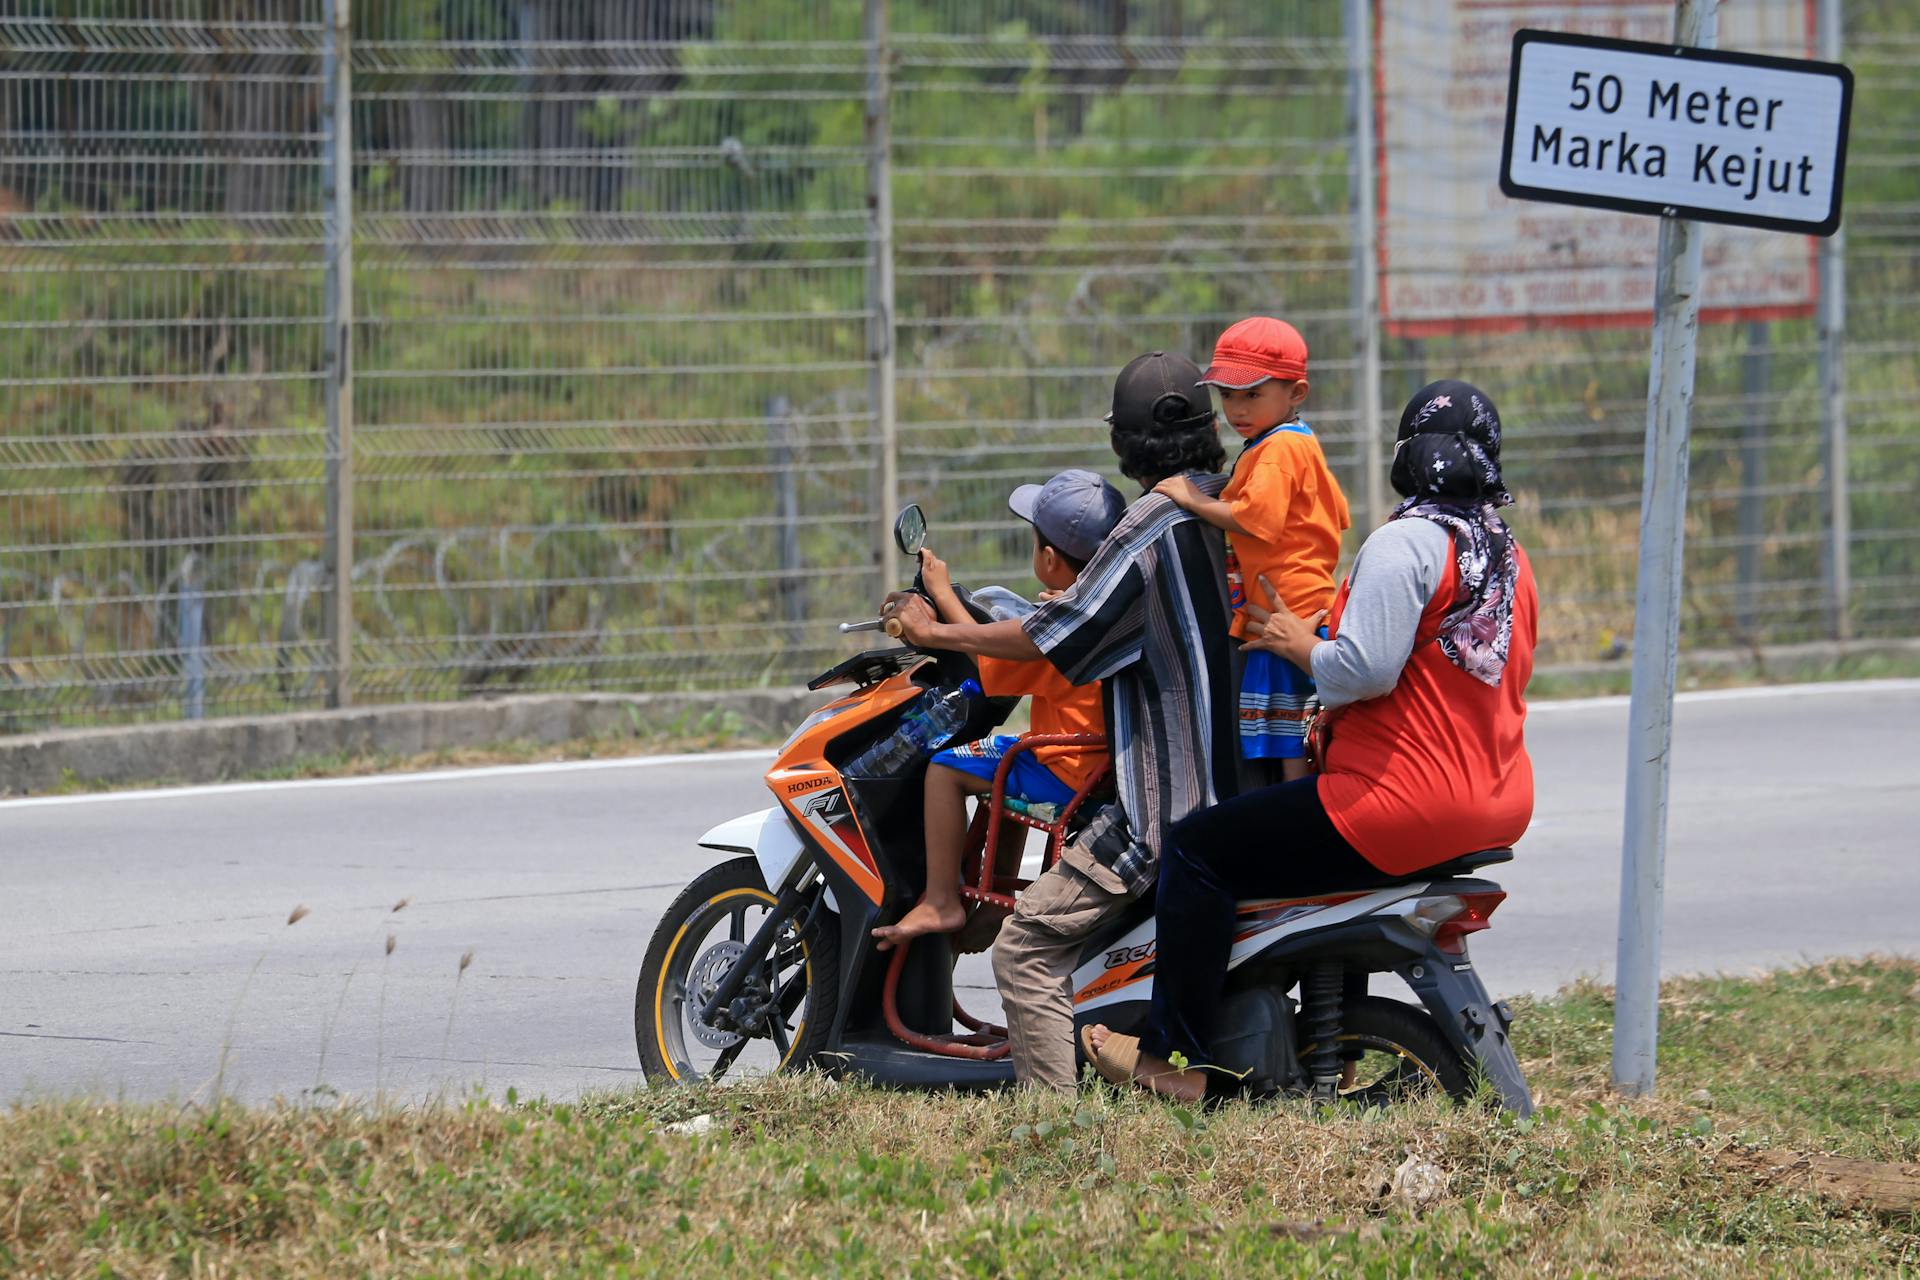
1154, 316, 1351, 781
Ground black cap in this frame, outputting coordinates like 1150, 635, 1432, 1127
1105, 351, 1215, 433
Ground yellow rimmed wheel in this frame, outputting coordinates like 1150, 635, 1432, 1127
636, 857, 837, 1085
1300, 996, 1475, 1106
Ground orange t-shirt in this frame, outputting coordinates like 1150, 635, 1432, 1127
1223, 424, 1351, 639
1316, 546, 1538, 875
976, 654, 1107, 794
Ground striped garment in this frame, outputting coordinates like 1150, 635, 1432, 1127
1021, 472, 1244, 896
1236, 648, 1317, 759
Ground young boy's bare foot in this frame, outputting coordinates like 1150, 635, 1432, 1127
871, 897, 967, 951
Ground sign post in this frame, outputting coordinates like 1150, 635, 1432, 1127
1498, 7, 1852, 1095
1614, 197, 1706, 1098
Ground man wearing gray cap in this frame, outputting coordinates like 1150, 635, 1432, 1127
872, 468, 1128, 952
883, 351, 1243, 1088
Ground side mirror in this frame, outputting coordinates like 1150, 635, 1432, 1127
893, 504, 927, 557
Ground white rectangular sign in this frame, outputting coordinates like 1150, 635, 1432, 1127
1376, 1, 1824, 335
1501, 29, 1851, 235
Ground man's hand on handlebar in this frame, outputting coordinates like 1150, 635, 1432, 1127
877, 590, 1047, 663
880, 591, 941, 646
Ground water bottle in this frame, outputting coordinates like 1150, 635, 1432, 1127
844, 679, 982, 778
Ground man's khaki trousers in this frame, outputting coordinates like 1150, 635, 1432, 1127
989, 858, 1136, 1090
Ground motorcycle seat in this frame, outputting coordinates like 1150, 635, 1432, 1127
1403, 847, 1514, 880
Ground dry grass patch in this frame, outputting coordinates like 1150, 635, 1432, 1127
3, 958, 1916, 1277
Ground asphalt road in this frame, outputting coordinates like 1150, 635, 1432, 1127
3, 681, 1915, 1105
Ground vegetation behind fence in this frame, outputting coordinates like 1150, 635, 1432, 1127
0, 0, 1914, 730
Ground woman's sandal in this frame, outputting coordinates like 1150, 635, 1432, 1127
1079, 1026, 1142, 1087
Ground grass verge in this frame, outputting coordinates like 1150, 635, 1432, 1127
1525, 643, 1920, 701
36, 723, 783, 797
2, 958, 1915, 1277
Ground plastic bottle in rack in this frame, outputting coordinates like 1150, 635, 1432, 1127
843, 679, 982, 779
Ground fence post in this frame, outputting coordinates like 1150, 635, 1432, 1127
864, 0, 898, 580
1344, 0, 1385, 532
178, 555, 205, 720
768, 394, 805, 650
321, 0, 355, 707
1736, 320, 1769, 638
1816, 0, 1850, 642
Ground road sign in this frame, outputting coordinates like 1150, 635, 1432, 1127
1500, 29, 1852, 235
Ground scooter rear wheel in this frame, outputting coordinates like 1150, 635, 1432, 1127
636, 856, 838, 1085
1301, 996, 1475, 1106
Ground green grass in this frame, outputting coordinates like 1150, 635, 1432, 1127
3, 959, 1915, 1277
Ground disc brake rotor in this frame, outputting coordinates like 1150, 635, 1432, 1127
685, 939, 749, 1050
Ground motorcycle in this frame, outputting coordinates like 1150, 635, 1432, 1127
635, 505, 1533, 1113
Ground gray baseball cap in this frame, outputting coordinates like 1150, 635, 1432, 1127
1007, 468, 1127, 563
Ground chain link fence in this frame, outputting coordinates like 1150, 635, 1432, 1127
1, 1, 1914, 731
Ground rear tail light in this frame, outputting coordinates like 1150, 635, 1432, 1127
1407, 891, 1507, 955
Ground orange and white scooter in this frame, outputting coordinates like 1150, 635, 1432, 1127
634, 506, 1531, 1112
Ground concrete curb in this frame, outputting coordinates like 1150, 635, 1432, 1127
0, 688, 829, 796
4, 637, 1915, 797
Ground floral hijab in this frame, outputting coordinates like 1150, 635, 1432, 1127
1388, 380, 1518, 687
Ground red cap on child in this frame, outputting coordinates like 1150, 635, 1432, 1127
1197, 317, 1309, 388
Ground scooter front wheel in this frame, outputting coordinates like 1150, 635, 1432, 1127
636, 856, 838, 1085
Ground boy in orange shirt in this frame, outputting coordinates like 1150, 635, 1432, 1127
1155, 317, 1350, 782
872, 469, 1125, 950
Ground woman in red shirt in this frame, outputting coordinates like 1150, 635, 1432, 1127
1084, 380, 1537, 1100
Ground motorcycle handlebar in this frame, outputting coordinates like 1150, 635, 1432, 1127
837, 617, 906, 637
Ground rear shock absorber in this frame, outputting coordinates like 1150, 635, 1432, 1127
1301, 962, 1344, 1101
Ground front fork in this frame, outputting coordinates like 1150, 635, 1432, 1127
1398, 950, 1534, 1115
696, 879, 817, 1034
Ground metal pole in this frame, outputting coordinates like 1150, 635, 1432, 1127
1612, 0, 1717, 1103
178, 556, 205, 721
864, 0, 898, 579
1816, 0, 1850, 642
1736, 320, 1769, 638
768, 394, 804, 650
1345, 0, 1385, 531
321, 0, 355, 707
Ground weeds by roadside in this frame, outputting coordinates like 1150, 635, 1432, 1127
1525, 644, 1920, 701
39, 708, 776, 798
2, 958, 1914, 1277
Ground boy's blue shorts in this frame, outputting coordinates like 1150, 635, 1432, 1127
930, 734, 1079, 807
